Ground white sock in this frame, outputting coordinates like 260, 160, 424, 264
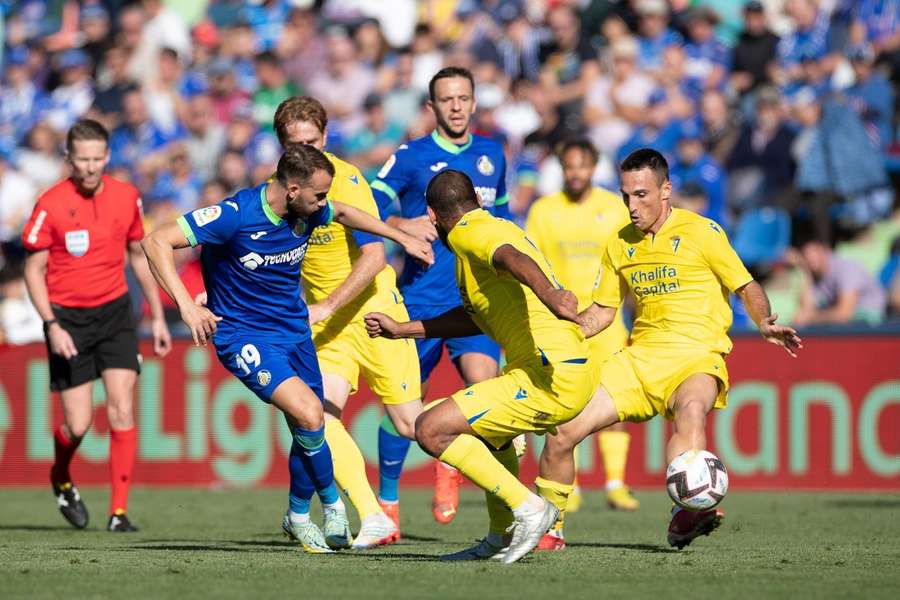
606, 479, 623, 491
289, 510, 310, 524
323, 498, 345, 511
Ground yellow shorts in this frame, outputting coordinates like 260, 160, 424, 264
313, 301, 421, 405
451, 359, 599, 449
600, 344, 729, 422
588, 317, 628, 365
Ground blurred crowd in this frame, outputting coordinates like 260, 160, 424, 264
1, 0, 899, 345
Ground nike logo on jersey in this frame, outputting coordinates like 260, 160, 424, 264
250, 231, 268, 240
430, 162, 448, 172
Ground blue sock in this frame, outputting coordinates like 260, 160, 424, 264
378, 415, 410, 502
288, 440, 315, 514
293, 425, 339, 505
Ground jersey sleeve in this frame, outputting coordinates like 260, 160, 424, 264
176, 200, 242, 247
370, 146, 411, 217
21, 196, 54, 251
126, 193, 145, 242
341, 170, 384, 247
492, 152, 511, 219
591, 245, 625, 307
700, 219, 754, 292
451, 218, 518, 270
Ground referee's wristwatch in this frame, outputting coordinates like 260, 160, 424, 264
43, 319, 59, 333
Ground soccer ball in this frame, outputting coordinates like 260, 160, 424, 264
665, 450, 728, 511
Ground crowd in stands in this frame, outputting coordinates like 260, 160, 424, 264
1, 0, 899, 345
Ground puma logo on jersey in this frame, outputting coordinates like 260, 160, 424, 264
430, 162, 448, 172
250, 231, 268, 240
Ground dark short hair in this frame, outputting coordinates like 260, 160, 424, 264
426, 169, 479, 218
558, 137, 599, 165
273, 96, 328, 146
620, 148, 669, 185
255, 50, 280, 66
428, 66, 475, 102
66, 119, 109, 153
276, 143, 335, 186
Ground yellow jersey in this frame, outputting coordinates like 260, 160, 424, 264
301, 153, 399, 320
593, 208, 753, 354
525, 188, 630, 359
447, 208, 589, 369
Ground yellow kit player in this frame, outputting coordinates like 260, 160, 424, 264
273, 97, 424, 547
537, 148, 801, 549
525, 139, 638, 551
365, 170, 598, 563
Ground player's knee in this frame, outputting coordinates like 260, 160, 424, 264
546, 429, 579, 455
66, 420, 91, 440
291, 402, 324, 431
106, 397, 134, 429
414, 412, 440, 455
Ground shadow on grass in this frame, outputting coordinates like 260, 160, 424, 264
0, 525, 78, 532
825, 499, 900, 509
566, 542, 676, 553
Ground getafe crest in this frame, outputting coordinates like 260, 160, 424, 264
477, 155, 495, 176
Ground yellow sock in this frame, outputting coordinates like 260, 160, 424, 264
599, 430, 631, 486
486, 444, 519, 535
535, 476, 573, 534
439, 435, 530, 510
324, 419, 381, 519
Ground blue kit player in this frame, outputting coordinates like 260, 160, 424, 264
142, 145, 433, 554
371, 66, 511, 524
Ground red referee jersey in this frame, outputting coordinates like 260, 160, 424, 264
22, 175, 144, 308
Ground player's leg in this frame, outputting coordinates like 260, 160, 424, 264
102, 367, 139, 532
665, 373, 724, 549
53, 380, 94, 529
598, 421, 639, 511
432, 336, 501, 524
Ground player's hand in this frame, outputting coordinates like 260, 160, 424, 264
180, 302, 223, 347
364, 312, 403, 339
194, 291, 208, 306
47, 323, 78, 359
401, 235, 434, 268
307, 302, 333, 326
400, 216, 438, 242
543, 288, 580, 323
151, 316, 172, 357
759, 313, 803, 358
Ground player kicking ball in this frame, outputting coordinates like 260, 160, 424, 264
365, 170, 598, 564
142, 145, 432, 553
536, 148, 801, 549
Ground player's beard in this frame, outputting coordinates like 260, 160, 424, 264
563, 178, 589, 200
435, 110, 470, 140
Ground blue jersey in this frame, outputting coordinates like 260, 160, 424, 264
372, 130, 510, 312
177, 183, 333, 345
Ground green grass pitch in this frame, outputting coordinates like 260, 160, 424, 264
2, 488, 898, 599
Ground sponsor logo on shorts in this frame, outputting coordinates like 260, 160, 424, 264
257, 370, 272, 386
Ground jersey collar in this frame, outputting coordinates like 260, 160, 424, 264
431, 129, 473, 155
260, 184, 282, 226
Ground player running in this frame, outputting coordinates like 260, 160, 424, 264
22, 119, 172, 533
525, 139, 639, 551
371, 66, 510, 525
536, 148, 801, 549
365, 170, 597, 564
142, 145, 432, 554
271, 96, 421, 546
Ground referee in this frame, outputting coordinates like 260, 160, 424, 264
22, 119, 171, 532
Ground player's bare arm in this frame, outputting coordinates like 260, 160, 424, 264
141, 222, 222, 347
576, 302, 617, 338
23, 249, 78, 359
332, 201, 434, 267
386, 214, 439, 242
307, 241, 386, 325
127, 240, 172, 356
365, 306, 481, 340
735, 280, 803, 357
492, 243, 579, 322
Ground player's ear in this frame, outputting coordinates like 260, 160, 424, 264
661, 179, 673, 202
321, 127, 328, 149
426, 206, 437, 225
474, 190, 483, 207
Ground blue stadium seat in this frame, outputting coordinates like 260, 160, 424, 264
732, 207, 790, 269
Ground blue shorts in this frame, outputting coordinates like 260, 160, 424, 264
215, 336, 324, 403
407, 304, 500, 382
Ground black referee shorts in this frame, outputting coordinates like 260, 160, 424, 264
46, 294, 141, 392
